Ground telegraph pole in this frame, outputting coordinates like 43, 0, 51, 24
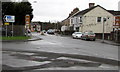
102, 18, 106, 43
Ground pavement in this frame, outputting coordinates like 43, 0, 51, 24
96, 39, 120, 46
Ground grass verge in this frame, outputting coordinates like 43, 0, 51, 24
0, 36, 31, 40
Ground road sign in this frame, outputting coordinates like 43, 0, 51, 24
25, 14, 30, 25
113, 16, 120, 28
4, 22, 9, 25
4, 15, 15, 22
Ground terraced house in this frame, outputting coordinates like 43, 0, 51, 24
70, 3, 120, 41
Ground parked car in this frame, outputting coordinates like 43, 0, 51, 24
81, 31, 96, 41
47, 29, 55, 34
72, 32, 83, 39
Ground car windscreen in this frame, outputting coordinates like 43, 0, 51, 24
88, 32, 95, 35
75, 32, 82, 34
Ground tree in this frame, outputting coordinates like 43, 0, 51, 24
14, 2, 33, 25
2, 2, 33, 25
2, 2, 33, 36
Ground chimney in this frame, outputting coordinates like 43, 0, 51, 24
89, 3, 95, 8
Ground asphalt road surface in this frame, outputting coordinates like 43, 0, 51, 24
1, 32, 119, 71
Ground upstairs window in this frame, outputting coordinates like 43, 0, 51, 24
97, 17, 101, 22
76, 17, 78, 23
80, 17, 82, 22
71, 19, 73, 24
79, 17, 82, 23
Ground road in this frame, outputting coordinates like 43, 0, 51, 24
2, 32, 119, 71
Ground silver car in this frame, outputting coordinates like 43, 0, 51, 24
72, 32, 83, 39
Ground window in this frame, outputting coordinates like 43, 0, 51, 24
76, 17, 78, 23
71, 19, 73, 24
78, 17, 82, 23
97, 17, 101, 22
79, 17, 82, 23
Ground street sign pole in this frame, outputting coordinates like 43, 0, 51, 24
12, 23, 13, 37
102, 21, 105, 43
4, 22, 9, 37
25, 14, 30, 36
6, 25, 7, 37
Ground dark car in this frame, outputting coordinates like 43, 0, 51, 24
81, 31, 96, 41
42, 30, 46, 33
47, 29, 55, 34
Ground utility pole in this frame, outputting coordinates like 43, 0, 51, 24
42, 22, 43, 31
102, 18, 106, 43
12, 23, 13, 37
57, 22, 59, 31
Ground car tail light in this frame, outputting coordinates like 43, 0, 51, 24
89, 35, 95, 37
85, 35, 88, 37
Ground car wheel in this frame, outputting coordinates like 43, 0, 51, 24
93, 39, 96, 41
82, 38, 84, 40
85, 38, 88, 41
81, 37, 83, 40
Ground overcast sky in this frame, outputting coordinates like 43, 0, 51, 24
28, 0, 120, 22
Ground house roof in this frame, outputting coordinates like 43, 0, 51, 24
73, 5, 99, 16
73, 5, 120, 17
107, 10, 120, 16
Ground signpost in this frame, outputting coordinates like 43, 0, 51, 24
4, 22, 9, 37
4, 15, 15, 22
4, 15, 15, 37
25, 14, 30, 36
113, 16, 120, 42
4, 22, 9, 25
